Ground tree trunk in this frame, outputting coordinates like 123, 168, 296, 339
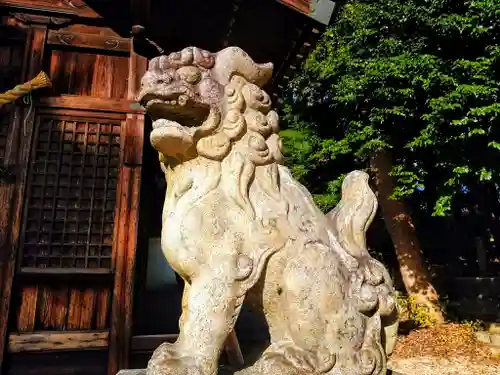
370, 151, 445, 325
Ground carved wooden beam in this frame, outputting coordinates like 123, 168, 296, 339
47, 29, 131, 52
11, 12, 73, 27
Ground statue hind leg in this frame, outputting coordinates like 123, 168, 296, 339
236, 240, 387, 375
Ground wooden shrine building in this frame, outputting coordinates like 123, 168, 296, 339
0, 1, 338, 374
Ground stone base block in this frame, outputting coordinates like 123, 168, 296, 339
117, 369, 406, 375
117, 370, 146, 375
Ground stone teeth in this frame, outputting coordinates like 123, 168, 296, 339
171, 100, 177, 105
178, 95, 188, 106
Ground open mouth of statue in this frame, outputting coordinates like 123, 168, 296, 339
140, 90, 210, 128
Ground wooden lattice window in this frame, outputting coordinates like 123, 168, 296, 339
20, 115, 121, 269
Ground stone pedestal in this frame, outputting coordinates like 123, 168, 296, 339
116, 369, 406, 375
117, 370, 146, 375
117, 367, 237, 375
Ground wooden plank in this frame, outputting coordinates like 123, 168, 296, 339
8, 331, 109, 353
123, 47, 147, 166
56, 24, 123, 38
108, 165, 141, 375
47, 30, 131, 53
38, 95, 142, 114
47, 50, 130, 99
35, 107, 126, 121
109, 166, 126, 372
0, 24, 46, 372
0, 0, 101, 18
67, 288, 96, 330
15, 283, 112, 333
127, 48, 148, 107
7, 13, 71, 27
279, 0, 313, 15
0, 50, 23, 346
122, 166, 140, 356
108, 47, 146, 375
16, 286, 38, 332
39, 286, 68, 330
81, 290, 96, 330
122, 114, 145, 166
95, 288, 111, 330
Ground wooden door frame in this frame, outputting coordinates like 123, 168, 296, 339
0, 10, 147, 375
107, 46, 147, 375
0, 22, 47, 374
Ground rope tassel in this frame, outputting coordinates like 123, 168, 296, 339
0, 71, 52, 107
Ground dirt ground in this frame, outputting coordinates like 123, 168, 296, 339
388, 323, 500, 375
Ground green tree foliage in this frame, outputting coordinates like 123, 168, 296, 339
280, 0, 500, 215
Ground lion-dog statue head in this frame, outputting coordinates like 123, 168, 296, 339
138, 46, 278, 165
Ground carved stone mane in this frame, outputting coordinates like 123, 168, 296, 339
138, 46, 397, 375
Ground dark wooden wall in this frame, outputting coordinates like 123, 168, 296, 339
0, 4, 146, 375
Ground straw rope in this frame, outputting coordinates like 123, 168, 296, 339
0, 71, 52, 107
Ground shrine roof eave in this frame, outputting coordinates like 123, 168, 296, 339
86, 0, 340, 96
0, 0, 340, 96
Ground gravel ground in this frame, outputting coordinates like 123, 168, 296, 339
387, 323, 500, 375
389, 356, 500, 375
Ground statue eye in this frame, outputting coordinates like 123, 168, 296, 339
177, 66, 201, 85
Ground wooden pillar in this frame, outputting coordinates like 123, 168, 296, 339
108, 46, 147, 375
0, 23, 47, 374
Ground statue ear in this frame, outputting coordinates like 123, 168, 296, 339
326, 171, 378, 259
212, 47, 273, 88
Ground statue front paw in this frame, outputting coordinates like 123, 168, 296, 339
358, 256, 388, 286
354, 257, 396, 316
147, 357, 204, 375
261, 341, 335, 374
147, 343, 205, 375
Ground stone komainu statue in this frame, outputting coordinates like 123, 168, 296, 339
138, 46, 398, 375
